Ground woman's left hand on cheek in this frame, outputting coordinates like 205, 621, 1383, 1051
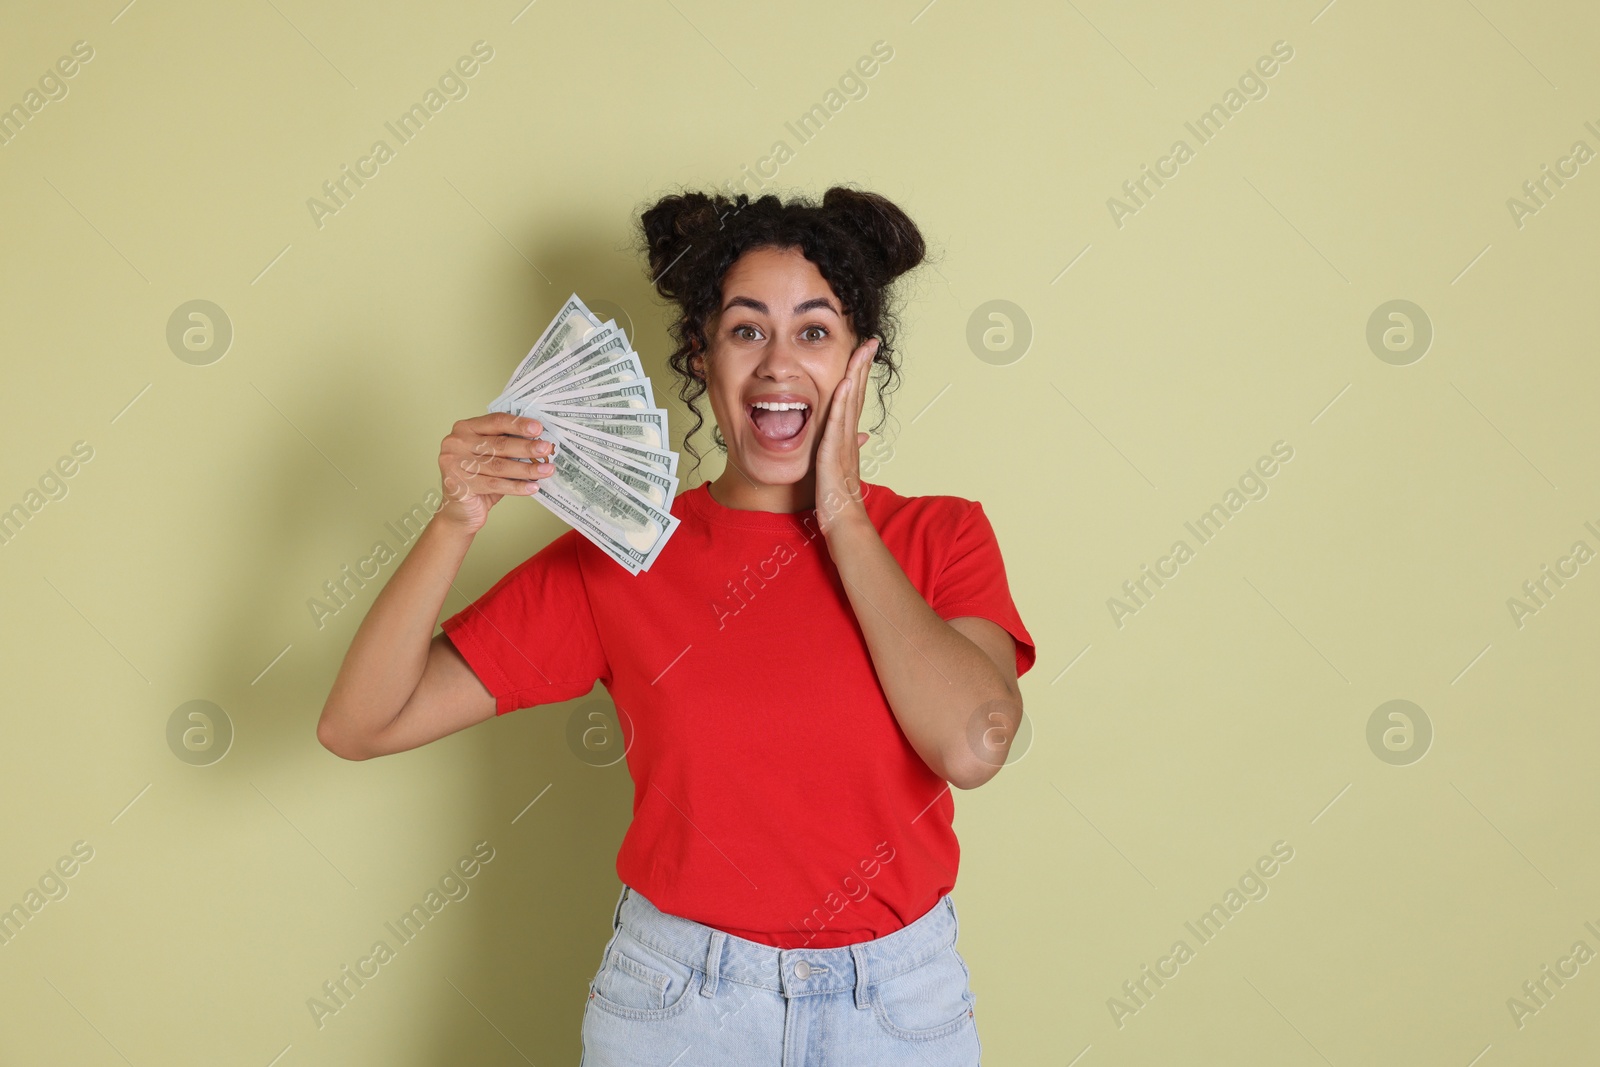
815, 336, 878, 534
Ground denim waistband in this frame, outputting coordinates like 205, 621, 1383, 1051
610, 885, 960, 1004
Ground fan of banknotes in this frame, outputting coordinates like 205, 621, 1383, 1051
486, 294, 681, 574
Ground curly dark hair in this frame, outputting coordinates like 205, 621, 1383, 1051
635, 185, 928, 475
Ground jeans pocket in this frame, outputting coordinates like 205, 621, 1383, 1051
588, 927, 699, 1021
870, 944, 976, 1042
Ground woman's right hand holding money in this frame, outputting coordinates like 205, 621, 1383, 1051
437, 412, 556, 533
318, 411, 553, 759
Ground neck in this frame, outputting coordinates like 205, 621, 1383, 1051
706, 465, 817, 514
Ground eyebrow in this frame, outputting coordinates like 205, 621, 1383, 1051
722, 296, 839, 316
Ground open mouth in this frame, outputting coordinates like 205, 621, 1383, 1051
746, 399, 812, 447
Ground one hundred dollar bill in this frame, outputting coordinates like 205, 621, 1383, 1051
495, 294, 606, 401
534, 406, 668, 450
536, 447, 680, 573
535, 352, 645, 397
510, 328, 632, 403
486, 293, 682, 573
537, 379, 655, 410
495, 326, 612, 408
562, 436, 678, 509
555, 421, 680, 479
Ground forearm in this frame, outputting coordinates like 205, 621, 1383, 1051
825, 512, 1018, 787
318, 516, 476, 743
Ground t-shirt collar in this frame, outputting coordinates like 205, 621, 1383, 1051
682, 481, 877, 530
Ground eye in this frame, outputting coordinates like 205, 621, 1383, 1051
732, 324, 763, 341
801, 325, 828, 341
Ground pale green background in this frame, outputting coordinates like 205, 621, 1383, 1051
2, 0, 1598, 1064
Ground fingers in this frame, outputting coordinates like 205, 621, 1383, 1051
457, 412, 544, 439
814, 378, 843, 462
446, 448, 553, 490
473, 434, 553, 461
468, 473, 543, 496
835, 338, 876, 413
445, 420, 552, 463
846, 338, 876, 424
824, 377, 857, 464
830, 374, 852, 430
853, 336, 880, 375
820, 341, 878, 466
469, 455, 555, 481
845, 350, 867, 424
448, 413, 547, 465
857, 337, 877, 388
440, 410, 558, 506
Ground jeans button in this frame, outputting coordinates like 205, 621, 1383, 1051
794, 960, 811, 979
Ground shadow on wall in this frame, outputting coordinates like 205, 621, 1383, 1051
188, 228, 693, 1063
432, 233, 692, 1064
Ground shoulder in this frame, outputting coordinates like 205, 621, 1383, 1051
865, 481, 981, 520
863, 482, 989, 543
497, 526, 589, 587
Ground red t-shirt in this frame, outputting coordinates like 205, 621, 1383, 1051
441, 480, 1036, 948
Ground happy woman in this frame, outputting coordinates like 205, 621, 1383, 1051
316, 185, 1037, 1065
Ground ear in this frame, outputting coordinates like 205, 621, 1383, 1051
689, 348, 705, 381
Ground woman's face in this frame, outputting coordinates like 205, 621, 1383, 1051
692, 245, 859, 488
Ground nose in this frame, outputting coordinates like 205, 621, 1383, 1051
753, 333, 803, 380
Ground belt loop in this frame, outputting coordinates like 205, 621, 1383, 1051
700, 930, 726, 998
610, 884, 629, 933
851, 943, 870, 1009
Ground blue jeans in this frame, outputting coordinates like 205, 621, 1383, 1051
579, 884, 982, 1066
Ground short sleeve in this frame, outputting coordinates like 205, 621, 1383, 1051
441, 530, 609, 715
930, 501, 1037, 677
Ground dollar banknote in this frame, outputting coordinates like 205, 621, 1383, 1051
485, 294, 682, 572
496, 295, 606, 397
536, 447, 680, 574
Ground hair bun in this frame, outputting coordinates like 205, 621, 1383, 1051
821, 186, 926, 284
639, 192, 727, 299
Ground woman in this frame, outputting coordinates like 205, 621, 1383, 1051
317, 186, 1037, 1065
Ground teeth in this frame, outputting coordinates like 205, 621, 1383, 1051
750, 401, 809, 411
